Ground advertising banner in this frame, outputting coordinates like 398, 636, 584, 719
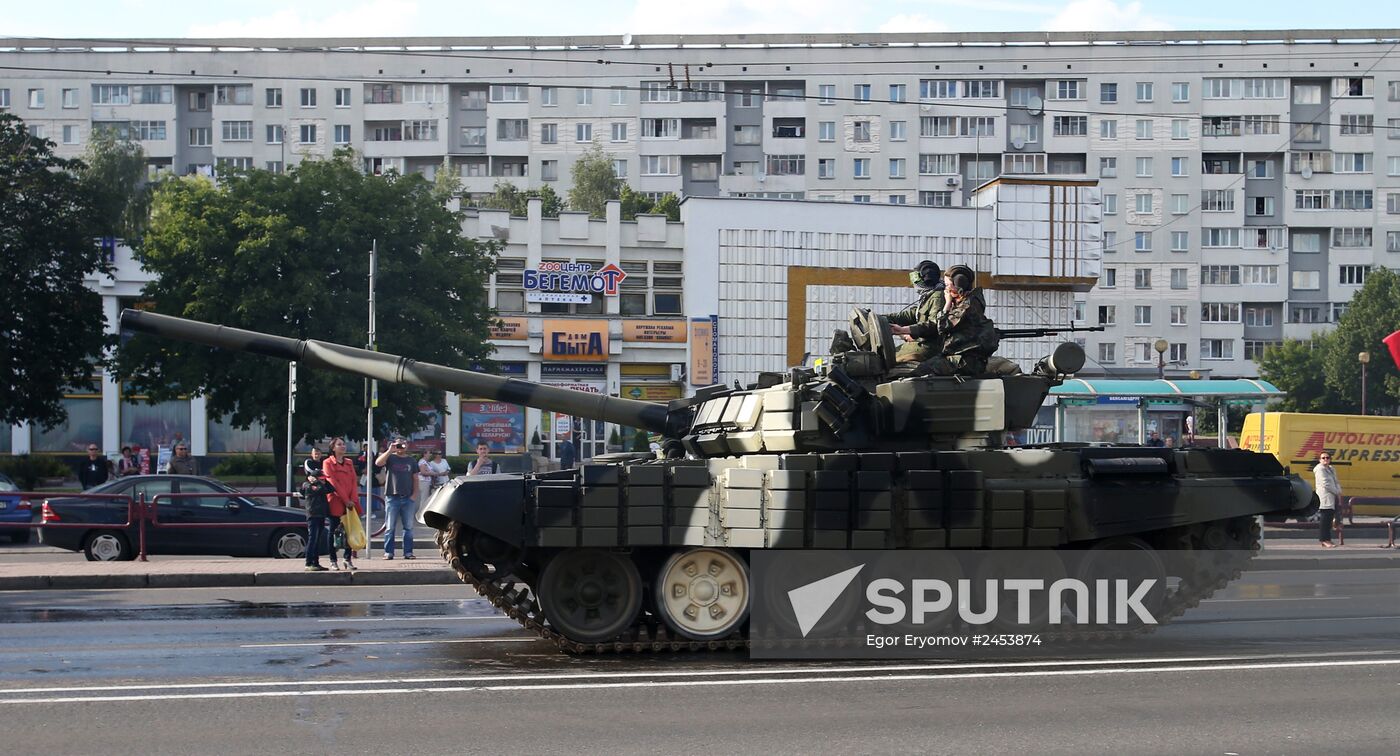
690, 317, 717, 386
543, 319, 610, 361
623, 320, 687, 343
460, 400, 525, 453
488, 317, 529, 340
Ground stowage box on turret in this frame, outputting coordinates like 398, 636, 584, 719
121, 308, 1313, 653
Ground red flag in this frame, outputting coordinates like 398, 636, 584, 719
1385, 330, 1400, 371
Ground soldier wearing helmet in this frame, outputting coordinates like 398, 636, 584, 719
912, 265, 1001, 377
886, 260, 945, 364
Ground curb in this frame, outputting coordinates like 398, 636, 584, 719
0, 568, 461, 592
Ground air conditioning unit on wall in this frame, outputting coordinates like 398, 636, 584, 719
946, 176, 961, 186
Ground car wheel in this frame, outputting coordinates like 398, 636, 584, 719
83, 530, 133, 562
270, 529, 306, 559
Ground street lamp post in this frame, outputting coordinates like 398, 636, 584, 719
1153, 338, 1169, 380
1359, 351, 1371, 415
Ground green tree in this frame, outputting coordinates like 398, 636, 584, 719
567, 145, 620, 217
1257, 338, 1338, 413
1322, 267, 1400, 412
113, 155, 498, 475
0, 113, 111, 428
617, 184, 651, 220
478, 181, 563, 218
430, 156, 461, 203
78, 126, 151, 242
649, 192, 681, 222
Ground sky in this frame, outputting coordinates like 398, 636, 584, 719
1, 1, 1395, 40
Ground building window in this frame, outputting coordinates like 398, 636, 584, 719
1339, 265, 1371, 285
220, 120, 252, 141
1335, 152, 1373, 174
889, 121, 906, 141
265, 125, 283, 144
1201, 339, 1235, 360
1009, 123, 1040, 145
1291, 271, 1321, 291
611, 159, 627, 179
641, 118, 679, 139
60, 125, 77, 144
919, 154, 959, 175
27, 88, 45, 109
1134, 269, 1152, 290
188, 127, 211, 147
188, 91, 208, 111
853, 158, 871, 178
334, 87, 351, 107
922, 116, 955, 137
853, 121, 871, 142
1052, 80, 1083, 100
919, 191, 953, 207
1052, 116, 1087, 136
1332, 227, 1372, 248
1242, 265, 1279, 285
611, 86, 628, 105
1136, 157, 1152, 177
1099, 157, 1117, 177
1135, 118, 1153, 139
887, 194, 907, 205
1135, 193, 1153, 214
1098, 343, 1117, 363
298, 124, 317, 144
1002, 153, 1046, 174
1202, 228, 1241, 248
854, 84, 871, 102
920, 80, 957, 99
732, 125, 760, 145
641, 155, 678, 176
1201, 189, 1235, 212
818, 121, 835, 141
1171, 82, 1190, 102
1103, 231, 1117, 253
575, 87, 592, 106
333, 124, 351, 144
1170, 268, 1188, 290
852, 195, 872, 204
1103, 269, 1117, 288
817, 158, 835, 179
818, 84, 835, 104
1294, 189, 1330, 210
1103, 193, 1118, 215
1170, 305, 1188, 326
1171, 231, 1188, 252
264, 88, 282, 108
1172, 119, 1190, 140
888, 158, 906, 179
1100, 119, 1117, 139
1248, 197, 1275, 217
1170, 194, 1189, 215
967, 159, 996, 181
1009, 87, 1036, 107
575, 123, 593, 142
134, 121, 166, 141
1134, 231, 1151, 252
765, 154, 805, 176
1098, 303, 1117, 325
299, 88, 317, 107
889, 84, 906, 103
1390, 193, 1400, 215
1334, 190, 1373, 210
610, 122, 627, 142
1100, 82, 1117, 103
1244, 307, 1275, 328
1136, 82, 1154, 102
489, 84, 529, 103
540, 123, 557, 144
1134, 305, 1152, 325
1388, 231, 1400, 253
960, 117, 995, 137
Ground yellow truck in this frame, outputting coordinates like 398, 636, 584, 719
1240, 412, 1400, 516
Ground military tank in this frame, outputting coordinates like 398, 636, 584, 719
120, 308, 1313, 653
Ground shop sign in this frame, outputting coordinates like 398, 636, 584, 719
622, 384, 683, 401
489, 317, 528, 340
541, 363, 606, 377
543, 380, 605, 394
622, 320, 687, 343
543, 319, 609, 361
523, 261, 627, 296
690, 316, 718, 386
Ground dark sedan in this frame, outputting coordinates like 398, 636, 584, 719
37, 475, 308, 561
0, 473, 30, 544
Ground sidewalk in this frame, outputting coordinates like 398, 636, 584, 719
0, 538, 1396, 592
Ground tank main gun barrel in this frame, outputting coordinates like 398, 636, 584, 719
119, 310, 674, 435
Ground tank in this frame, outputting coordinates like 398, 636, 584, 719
121, 308, 1313, 652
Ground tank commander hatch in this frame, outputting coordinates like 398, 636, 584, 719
884, 260, 945, 364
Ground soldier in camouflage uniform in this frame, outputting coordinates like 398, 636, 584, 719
913, 266, 1000, 377
885, 260, 945, 364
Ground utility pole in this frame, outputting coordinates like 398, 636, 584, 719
364, 240, 378, 555
285, 361, 297, 496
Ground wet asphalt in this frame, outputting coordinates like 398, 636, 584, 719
0, 564, 1397, 753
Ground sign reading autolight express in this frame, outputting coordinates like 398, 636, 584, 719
523, 262, 627, 305
543, 320, 610, 361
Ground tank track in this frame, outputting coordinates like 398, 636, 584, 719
437, 517, 1262, 655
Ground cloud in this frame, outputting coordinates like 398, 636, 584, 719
878, 14, 951, 34
1042, 0, 1171, 31
625, 0, 851, 34
185, 0, 422, 38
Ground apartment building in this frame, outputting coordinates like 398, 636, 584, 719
3, 30, 1398, 379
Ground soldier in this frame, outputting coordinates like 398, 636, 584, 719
912, 266, 1000, 377
885, 260, 945, 364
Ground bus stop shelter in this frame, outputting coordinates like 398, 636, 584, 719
1048, 379, 1285, 446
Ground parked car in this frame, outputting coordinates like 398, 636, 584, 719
37, 475, 308, 561
0, 473, 31, 544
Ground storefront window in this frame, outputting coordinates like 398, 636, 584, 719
654, 292, 682, 315
32, 397, 102, 452
461, 400, 526, 453
621, 293, 647, 315
208, 415, 272, 453
121, 398, 192, 453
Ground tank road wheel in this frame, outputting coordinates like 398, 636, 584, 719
1074, 537, 1168, 628
655, 548, 751, 641
538, 549, 643, 644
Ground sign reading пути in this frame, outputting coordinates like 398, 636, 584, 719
523, 261, 627, 302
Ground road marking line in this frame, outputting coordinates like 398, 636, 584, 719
242, 637, 538, 648
315, 616, 509, 623
3, 658, 1398, 704
1203, 596, 1350, 602
4, 651, 1397, 696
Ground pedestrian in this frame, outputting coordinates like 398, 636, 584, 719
116, 445, 140, 477
416, 449, 435, 515
468, 441, 498, 475
1164, 435, 1176, 448
1313, 452, 1341, 548
78, 443, 110, 490
418, 449, 451, 516
322, 437, 362, 570
302, 445, 324, 478
167, 443, 199, 475
375, 437, 418, 560
298, 466, 334, 571
559, 435, 576, 470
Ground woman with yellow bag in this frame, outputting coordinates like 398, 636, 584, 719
322, 437, 364, 570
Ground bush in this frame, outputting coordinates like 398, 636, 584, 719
210, 454, 277, 478
0, 455, 73, 490
631, 429, 650, 452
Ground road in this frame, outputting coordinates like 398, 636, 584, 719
1, 568, 1398, 754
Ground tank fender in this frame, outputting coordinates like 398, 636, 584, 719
1288, 474, 1318, 515
422, 474, 528, 547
